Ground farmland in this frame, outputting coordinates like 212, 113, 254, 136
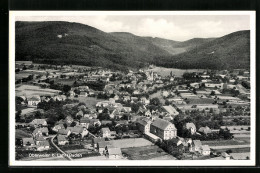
201, 138, 250, 147
122, 145, 174, 160
53, 78, 76, 86
16, 85, 61, 97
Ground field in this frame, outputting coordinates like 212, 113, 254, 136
74, 97, 106, 109
53, 78, 76, 86
201, 138, 250, 147
16, 84, 61, 97
110, 138, 153, 148
15, 70, 47, 80
15, 129, 32, 138
214, 147, 250, 153
121, 145, 174, 160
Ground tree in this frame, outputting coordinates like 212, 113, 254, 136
15, 110, 21, 122
70, 121, 77, 127
131, 103, 140, 113
63, 85, 71, 93
150, 97, 161, 106
210, 91, 215, 96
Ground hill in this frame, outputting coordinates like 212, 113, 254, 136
15, 21, 250, 70
16, 21, 171, 71
153, 30, 250, 69
143, 37, 214, 55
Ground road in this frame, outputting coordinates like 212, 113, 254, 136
49, 135, 73, 161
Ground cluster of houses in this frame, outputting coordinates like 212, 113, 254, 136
21, 119, 50, 151
15, 63, 251, 160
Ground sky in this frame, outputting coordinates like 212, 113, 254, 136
16, 15, 250, 41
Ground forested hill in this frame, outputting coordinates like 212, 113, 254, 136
153, 30, 250, 69
16, 21, 250, 70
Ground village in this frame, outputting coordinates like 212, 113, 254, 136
15, 61, 251, 161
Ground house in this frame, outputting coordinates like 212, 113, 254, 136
57, 135, 69, 145
136, 118, 152, 134
97, 141, 112, 154
144, 110, 152, 117
162, 91, 170, 97
198, 126, 212, 135
92, 137, 106, 148
52, 124, 65, 132
140, 97, 150, 105
58, 129, 71, 137
162, 105, 179, 116
190, 83, 200, 89
150, 119, 177, 140
32, 127, 49, 137
27, 95, 41, 107
30, 119, 47, 127
79, 92, 88, 97
36, 140, 50, 151
190, 140, 202, 152
79, 117, 90, 128
106, 147, 122, 159
121, 107, 132, 113
221, 152, 231, 160
53, 95, 66, 101
22, 138, 35, 148
67, 126, 84, 135
123, 96, 131, 102
109, 109, 121, 119
65, 116, 74, 125
100, 128, 111, 138
184, 123, 196, 135
205, 83, 223, 89
34, 135, 46, 145
113, 95, 120, 101
200, 145, 211, 156
69, 90, 76, 97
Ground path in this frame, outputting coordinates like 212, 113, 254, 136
49, 135, 73, 161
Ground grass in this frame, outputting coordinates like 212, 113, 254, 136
121, 145, 171, 160
53, 78, 76, 86
15, 129, 32, 138
201, 139, 250, 146
16, 84, 60, 97
214, 147, 250, 153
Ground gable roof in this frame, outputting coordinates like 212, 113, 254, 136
92, 137, 105, 144
27, 95, 41, 101
162, 105, 179, 115
30, 119, 46, 125
35, 135, 45, 141
36, 140, 50, 147
67, 126, 83, 134
198, 126, 212, 134
185, 123, 196, 130
57, 135, 68, 141
58, 129, 70, 135
201, 145, 210, 151
193, 140, 202, 147
151, 119, 176, 130
33, 127, 49, 134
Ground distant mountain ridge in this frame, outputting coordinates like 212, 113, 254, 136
15, 21, 250, 70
